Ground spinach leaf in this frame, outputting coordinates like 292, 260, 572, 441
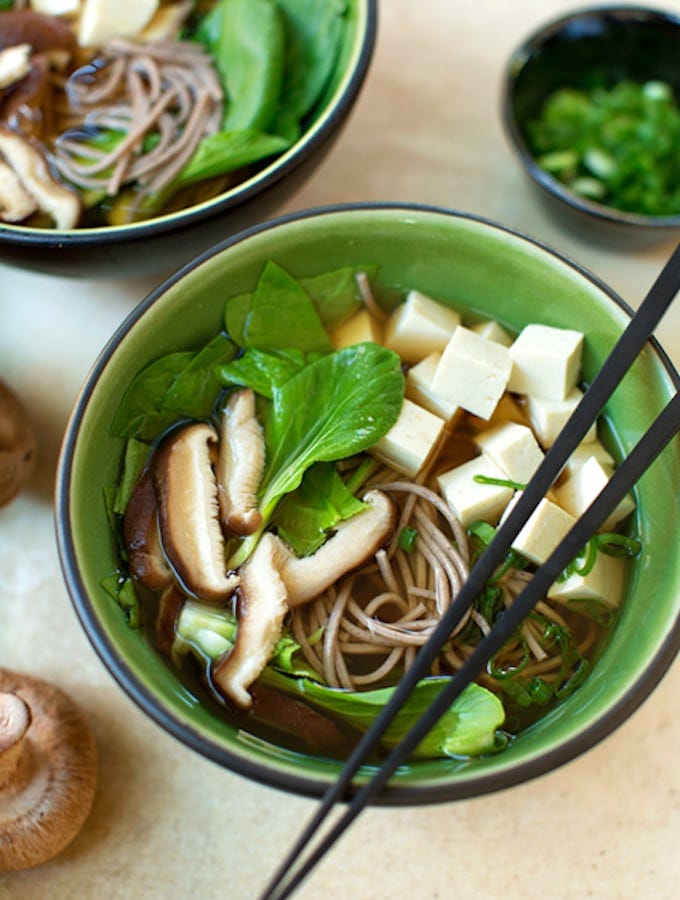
110, 351, 195, 440
263, 669, 505, 758
217, 0, 286, 133
301, 264, 378, 330
225, 264, 377, 348
244, 260, 332, 353
177, 130, 291, 185
162, 333, 237, 418
271, 461, 367, 556
276, 0, 347, 122
226, 342, 403, 567
113, 438, 151, 515
216, 348, 308, 399
224, 292, 252, 346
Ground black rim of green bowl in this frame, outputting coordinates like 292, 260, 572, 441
502, 5, 680, 230
55, 202, 680, 805
0, 1, 378, 249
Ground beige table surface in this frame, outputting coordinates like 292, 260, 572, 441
1, 1, 679, 898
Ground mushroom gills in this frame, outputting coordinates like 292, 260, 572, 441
212, 533, 289, 710
276, 489, 396, 607
216, 387, 265, 536
154, 422, 239, 604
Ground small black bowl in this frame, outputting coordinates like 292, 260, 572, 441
0, 1, 377, 279
502, 5, 680, 245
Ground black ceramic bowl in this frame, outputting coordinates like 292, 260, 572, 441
0, 1, 377, 279
502, 6, 680, 244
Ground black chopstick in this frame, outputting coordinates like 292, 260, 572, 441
265, 389, 679, 900
260, 244, 680, 900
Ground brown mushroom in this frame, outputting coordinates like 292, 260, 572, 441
212, 533, 289, 709
216, 388, 265, 536
0, 11, 77, 53
0, 128, 81, 228
123, 468, 173, 592
0, 380, 36, 508
154, 422, 239, 604
276, 490, 396, 606
0, 157, 36, 221
0, 668, 97, 872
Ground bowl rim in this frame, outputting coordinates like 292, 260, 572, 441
501, 4, 680, 229
0, 0, 378, 248
56, 201, 680, 805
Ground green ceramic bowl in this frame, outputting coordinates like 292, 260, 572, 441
56, 204, 680, 804
0, 1, 377, 279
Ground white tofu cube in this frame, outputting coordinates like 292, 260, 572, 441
471, 319, 513, 347
474, 422, 545, 484
384, 290, 461, 363
526, 387, 597, 448
29, 0, 80, 14
431, 326, 512, 421
563, 439, 615, 478
555, 455, 636, 533
548, 552, 625, 609
437, 456, 514, 527
79, 0, 159, 47
370, 399, 445, 478
405, 352, 461, 423
508, 324, 584, 400
503, 492, 577, 566
331, 308, 380, 349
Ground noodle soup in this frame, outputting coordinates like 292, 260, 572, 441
104, 261, 639, 761
0, 1, 355, 229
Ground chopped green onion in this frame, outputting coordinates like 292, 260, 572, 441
596, 532, 642, 557
398, 526, 418, 552
473, 474, 527, 491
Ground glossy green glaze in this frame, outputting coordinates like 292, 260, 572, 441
57, 206, 680, 803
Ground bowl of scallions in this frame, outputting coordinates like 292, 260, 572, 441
502, 6, 680, 243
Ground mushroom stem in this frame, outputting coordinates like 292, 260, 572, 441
0, 693, 31, 789
0, 669, 97, 872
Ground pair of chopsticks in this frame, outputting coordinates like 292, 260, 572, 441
261, 244, 680, 900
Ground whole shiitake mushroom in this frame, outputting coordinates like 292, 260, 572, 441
0, 669, 97, 871
0, 380, 36, 507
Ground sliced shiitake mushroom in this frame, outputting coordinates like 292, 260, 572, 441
0, 669, 97, 872
275, 490, 396, 606
0, 380, 36, 508
212, 533, 289, 710
216, 388, 265, 536
123, 468, 173, 592
154, 422, 239, 604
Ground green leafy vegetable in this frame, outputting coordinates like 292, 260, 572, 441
162, 333, 237, 418
177, 131, 291, 186
216, 348, 308, 399
243, 261, 332, 353
113, 438, 151, 515
101, 573, 142, 628
215, 0, 286, 133
275, 0, 347, 124
230, 342, 404, 566
271, 461, 368, 556
267, 671, 505, 758
110, 351, 195, 440
301, 264, 378, 330
175, 602, 505, 758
